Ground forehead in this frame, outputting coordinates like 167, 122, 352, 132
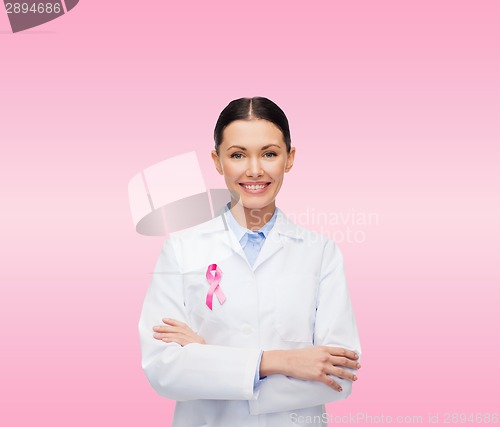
222, 119, 285, 147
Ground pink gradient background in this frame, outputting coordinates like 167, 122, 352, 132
1, 1, 499, 426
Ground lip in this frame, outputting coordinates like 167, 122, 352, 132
239, 182, 271, 186
238, 182, 271, 194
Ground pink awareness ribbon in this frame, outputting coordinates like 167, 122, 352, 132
205, 264, 226, 310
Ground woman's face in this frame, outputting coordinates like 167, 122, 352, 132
211, 119, 295, 213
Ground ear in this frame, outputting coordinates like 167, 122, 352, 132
211, 150, 224, 175
284, 147, 295, 173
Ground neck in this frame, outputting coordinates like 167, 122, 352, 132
229, 199, 276, 230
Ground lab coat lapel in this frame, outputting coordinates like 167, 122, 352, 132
199, 210, 248, 265
253, 209, 303, 271
251, 227, 283, 270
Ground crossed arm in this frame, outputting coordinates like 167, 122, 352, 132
152, 317, 360, 393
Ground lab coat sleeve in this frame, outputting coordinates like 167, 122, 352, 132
139, 238, 262, 401
248, 239, 362, 415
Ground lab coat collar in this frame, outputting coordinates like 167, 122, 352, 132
198, 206, 304, 270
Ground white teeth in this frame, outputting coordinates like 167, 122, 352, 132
243, 184, 267, 190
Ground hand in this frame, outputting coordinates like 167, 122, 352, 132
152, 318, 206, 346
260, 346, 360, 392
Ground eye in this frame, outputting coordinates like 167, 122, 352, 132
230, 153, 244, 159
264, 152, 277, 158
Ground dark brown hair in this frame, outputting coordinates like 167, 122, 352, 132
213, 97, 291, 155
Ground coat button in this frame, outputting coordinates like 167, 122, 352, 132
241, 324, 253, 335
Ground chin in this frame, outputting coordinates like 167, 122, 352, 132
239, 197, 275, 210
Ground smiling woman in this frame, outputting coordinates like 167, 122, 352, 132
138, 97, 362, 427
212, 114, 295, 230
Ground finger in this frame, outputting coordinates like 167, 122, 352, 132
160, 320, 195, 334
153, 331, 189, 339
153, 333, 164, 340
162, 318, 187, 327
153, 326, 183, 335
330, 355, 361, 370
156, 330, 203, 343
158, 331, 187, 341
154, 325, 197, 337
322, 375, 343, 392
325, 347, 359, 361
153, 323, 196, 336
326, 365, 358, 382
153, 332, 175, 340
153, 331, 183, 340
153, 325, 169, 333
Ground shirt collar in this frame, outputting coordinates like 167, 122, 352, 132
223, 202, 278, 243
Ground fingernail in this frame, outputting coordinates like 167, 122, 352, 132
338, 387, 343, 392
357, 363, 361, 369
353, 375, 358, 381
153, 333, 160, 338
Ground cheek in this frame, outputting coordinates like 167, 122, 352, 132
221, 161, 244, 180
268, 163, 286, 181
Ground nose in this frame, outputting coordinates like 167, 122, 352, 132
246, 157, 263, 177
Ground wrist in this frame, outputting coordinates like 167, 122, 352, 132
260, 350, 290, 377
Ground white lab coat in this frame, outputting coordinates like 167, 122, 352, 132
138, 207, 361, 427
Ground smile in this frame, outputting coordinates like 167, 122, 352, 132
239, 182, 271, 193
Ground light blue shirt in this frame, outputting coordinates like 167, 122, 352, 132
224, 204, 278, 390
224, 204, 278, 267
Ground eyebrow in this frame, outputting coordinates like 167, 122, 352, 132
226, 144, 282, 151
